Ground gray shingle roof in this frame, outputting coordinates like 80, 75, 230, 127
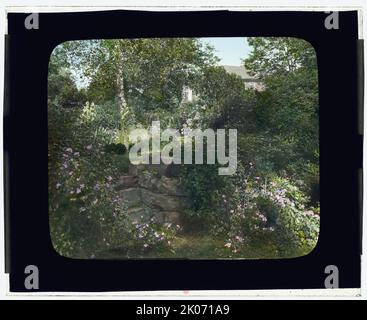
222, 65, 254, 80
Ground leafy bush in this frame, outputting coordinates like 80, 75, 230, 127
223, 168, 320, 256
105, 206, 181, 257
104, 143, 127, 155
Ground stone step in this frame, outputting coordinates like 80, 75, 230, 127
128, 163, 182, 178
128, 163, 168, 177
141, 189, 190, 212
114, 175, 139, 190
119, 188, 142, 208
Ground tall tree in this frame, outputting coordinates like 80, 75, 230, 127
244, 37, 317, 78
243, 37, 319, 173
63, 39, 217, 119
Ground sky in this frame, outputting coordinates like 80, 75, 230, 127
200, 37, 251, 66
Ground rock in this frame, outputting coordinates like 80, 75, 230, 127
119, 188, 142, 208
127, 207, 148, 223
165, 163, 182, 177
128, 164, 145, 176
128, 163, 168, 177
138, 173, 159, 191
162, 211, 182, 225
155, 176, 186, 196
114, 175, 138, 190
117, 164, 190, 226
150, 163, 169, 177
141, 189, 190, 211
150, 211, 165, 224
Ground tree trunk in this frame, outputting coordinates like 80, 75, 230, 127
116, 41, 128, 116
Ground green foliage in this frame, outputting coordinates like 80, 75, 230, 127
48, 37, 320, 259
180, 163, 231, 212
104, 143, 127, 155
224, 172, 319, 257
245, 37, 317, 78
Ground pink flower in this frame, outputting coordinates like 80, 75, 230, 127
85, 144, 92, 150
76, 188, 81, 194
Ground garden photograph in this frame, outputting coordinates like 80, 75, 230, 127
48, 37, 320, 259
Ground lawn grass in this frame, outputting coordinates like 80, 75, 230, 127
95, 232, 311, 260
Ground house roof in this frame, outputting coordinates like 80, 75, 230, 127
222, 65, 254, 80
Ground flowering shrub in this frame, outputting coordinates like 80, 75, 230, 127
49, 141, 181, 257
49, 142, 123, 257
260, 176, 320, 251
49, 99, 184, 258
104, 205, 181, 257
222, 165, 320, 256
